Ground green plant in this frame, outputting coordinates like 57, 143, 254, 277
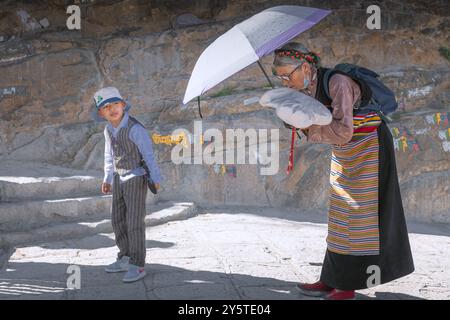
209, 87, 236, 98
208, 85, 272, 99
389, 111, 402, 122
439, 46, 450, 62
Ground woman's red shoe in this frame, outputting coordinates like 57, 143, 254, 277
296, 281, 333, 297
324, 289, 356, 300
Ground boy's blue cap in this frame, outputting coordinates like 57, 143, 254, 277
91, 87, 131, 122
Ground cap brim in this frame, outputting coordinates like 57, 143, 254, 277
96, 97, 124, 109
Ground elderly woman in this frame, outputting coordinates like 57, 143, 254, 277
272, 42, 414, 300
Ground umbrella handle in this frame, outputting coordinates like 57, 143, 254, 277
197, 96, 203, 118
257, 61, 275, 89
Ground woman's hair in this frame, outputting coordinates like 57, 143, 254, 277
273, 42, 321, 69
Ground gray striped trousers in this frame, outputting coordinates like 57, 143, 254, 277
111, 173, 148, 267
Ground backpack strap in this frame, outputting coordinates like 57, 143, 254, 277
322, 68, 373, 110
128, 116, 147, 130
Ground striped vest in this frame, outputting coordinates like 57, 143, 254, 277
105, 116, 146, 176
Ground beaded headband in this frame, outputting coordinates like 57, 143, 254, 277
274, 49, 320, 66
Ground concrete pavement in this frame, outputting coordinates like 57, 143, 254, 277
1, 206, 449, 300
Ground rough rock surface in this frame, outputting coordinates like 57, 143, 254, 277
0, 0, 449, 224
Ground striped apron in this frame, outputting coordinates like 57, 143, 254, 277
327, 112, 382, 256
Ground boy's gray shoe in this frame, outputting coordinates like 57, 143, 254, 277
123, 264, 146, 283
105, 256, 130, 273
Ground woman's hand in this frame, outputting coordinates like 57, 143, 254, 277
101, 182, 112, 194
283, 121, 309, 131
283, 121, 310, 130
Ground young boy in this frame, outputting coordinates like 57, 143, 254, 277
93, 87, 162, 283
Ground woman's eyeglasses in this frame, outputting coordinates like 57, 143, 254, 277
273, 65, 301, 81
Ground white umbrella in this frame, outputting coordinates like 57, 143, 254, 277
182, 5, 331, 106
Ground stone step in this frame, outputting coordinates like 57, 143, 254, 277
0, 175, 103, 202
0, 161, 105, 202
0, 193, 159, 233
0, 202, 198, 248
0, 195, 112, 232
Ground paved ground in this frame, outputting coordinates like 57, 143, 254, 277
1, 206, 449, 300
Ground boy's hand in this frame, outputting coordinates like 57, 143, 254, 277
155, 183, 160, 191
101, 183, 112, 194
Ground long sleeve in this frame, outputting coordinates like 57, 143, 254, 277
306, 74, 361, 145
103, 127, 114, 185
129, 124, 163, 184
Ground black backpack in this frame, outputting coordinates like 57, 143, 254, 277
322, 63, 398, 120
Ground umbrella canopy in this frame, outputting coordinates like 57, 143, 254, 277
182, 5, 331, 105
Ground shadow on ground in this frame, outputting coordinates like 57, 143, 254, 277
0, 261, 426, 300
0, 261, 306, 300
34, 234, 175, 251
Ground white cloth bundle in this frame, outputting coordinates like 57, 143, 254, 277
259, 88, 332, 128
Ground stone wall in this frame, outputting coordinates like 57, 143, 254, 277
1, 0, 449, 223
